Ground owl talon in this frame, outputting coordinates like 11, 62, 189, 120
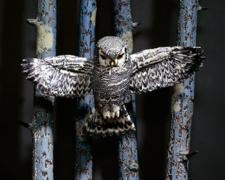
112, 105, 120, 118
115, 111, 120, 118
111, 112, 115, 119
103, 111, 111, 119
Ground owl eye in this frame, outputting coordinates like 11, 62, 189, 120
100, 54, 106, 60
117, 53, 124, 59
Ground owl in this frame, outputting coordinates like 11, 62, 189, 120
22, 36, 204, 137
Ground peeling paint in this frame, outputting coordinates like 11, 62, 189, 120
75, 0, 96, 179
174, 83, 184, 94
29, 0, 56, 179
122, 31, 133, 54
36, 22, 54, 54
91, 8, 97, 26
173, 101, 181, 112
32, 105, 54, 180
166, 0, 199, 179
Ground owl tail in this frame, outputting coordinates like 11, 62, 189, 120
83, 105, 136, 137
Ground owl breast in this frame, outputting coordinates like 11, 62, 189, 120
93, 61, 132, 108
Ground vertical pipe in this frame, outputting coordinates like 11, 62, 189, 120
75, 0, 96, 179
113, 0, 133, 53
166, 0, 199, 179
113, 0, 139, 179
27, 0, 56, 179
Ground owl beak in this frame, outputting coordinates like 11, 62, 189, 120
110, 59, 118, 67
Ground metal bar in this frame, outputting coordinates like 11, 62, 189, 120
75, 0, 97, 179
27, 0, 57, 179
166, 0, 199, 179
113, 0, 139, 179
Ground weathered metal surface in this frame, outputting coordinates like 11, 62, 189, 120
113, 0, 133, 54
28, 0, 56, 180
118, 133, 139, 180
75, 0, 96, 179
79, 0, 97, 60
113, 0, 139, 179
166, 0, 199, 179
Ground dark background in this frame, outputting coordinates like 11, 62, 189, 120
0, 0, 224, 179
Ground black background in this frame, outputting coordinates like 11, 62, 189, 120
0, 0, 224, 179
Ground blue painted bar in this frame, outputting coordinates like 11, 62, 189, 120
113, 0, 139, 179
28, 0, 57, 179
113, 0, 133, 53
166, 0, 199, 179
75, 0, 96, 179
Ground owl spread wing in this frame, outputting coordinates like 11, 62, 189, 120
129, 47, 205, 93
22, 55, 94, 97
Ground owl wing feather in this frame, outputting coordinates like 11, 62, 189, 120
22, 55, 94, 97
129, 46, 205, 93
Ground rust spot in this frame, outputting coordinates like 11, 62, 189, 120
42, 171, 48, 177
42, 152, 47, 157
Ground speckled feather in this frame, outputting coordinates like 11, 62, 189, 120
22, 55, 93, 97
93, 62, 132, 107
83, 105, 135, 137
130, 46, 204, 93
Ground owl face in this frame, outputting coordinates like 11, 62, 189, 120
97, 36, 128, 67
98, 47, 126, 67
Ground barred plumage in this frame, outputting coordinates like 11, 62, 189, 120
21, 36, 205, 137
93, 62, 132, 107
130, 47, 204, 93
22, 55, 93, 97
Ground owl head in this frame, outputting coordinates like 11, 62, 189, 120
96, 36, 128, 67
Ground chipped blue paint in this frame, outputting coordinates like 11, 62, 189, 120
34, 0, 56, 58
166, 0, 199, 179
75, 0, 96, 179
79, 0, 97, 59
113, 0, 133, 53
28, 0, 56, 179
113, 0, 139, 179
